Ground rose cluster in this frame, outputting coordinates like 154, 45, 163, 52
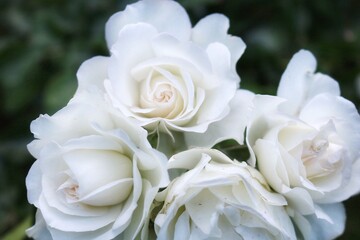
26, 0, 360, 239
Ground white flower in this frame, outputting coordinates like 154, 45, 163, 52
154, 148, 296, 240
26, 90, 169, 240
278, 50, 360, 203
77, 0, 246, 138
248, 102, 351, 205
246, 100, 347, 239
245, 50, 360, 239
276, 50, 360, 180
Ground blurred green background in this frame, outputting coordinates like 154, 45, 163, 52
0, 0, 359, 239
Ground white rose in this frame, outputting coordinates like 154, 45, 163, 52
154, 148, 296, 240
248, 103, 352, 205
245, 50, 360, 239
76, 0, 246, 139
277, 50, 360, 168
105, 0, 245, 73
246, 100, 347, 239
26, 90, 169, 240
277, 50, 360, 203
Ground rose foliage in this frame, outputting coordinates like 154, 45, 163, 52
26, 0, 360, 239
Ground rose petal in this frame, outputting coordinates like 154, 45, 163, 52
63, 149, 132, 197
38, 194, 121, 232
294, 203, 345, 240
192, 13, 246, 68
185, 89, 254, 147
105, 0, 191, 48
300, 93, 360, 158
185, 189, 221, 234
108, 23, 158, 107
173, 211, 191, 240
26, 160, 42, 204
79, 178, 133, 206
29, 98, 114, 148
254, 139, 290, 192
26, 210, 52, 239
277, 50, 317, 115
206, 42, 232, 80
76, 56, 109, 93
151, 33, 215, 88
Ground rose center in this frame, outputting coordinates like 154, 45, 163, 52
58, 173, 80, 203
135, 68, 188, 120
301, 138, 343, 179
65, 184, 79, 200
152, 85, 174, 103
302, 139, 328, 161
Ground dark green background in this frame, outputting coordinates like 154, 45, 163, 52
0, 0, 359, 239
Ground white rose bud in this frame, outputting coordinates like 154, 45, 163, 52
26, 91, 169, 240
154, 148, 296, 240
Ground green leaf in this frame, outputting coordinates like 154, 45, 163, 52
3, 216, 31, 240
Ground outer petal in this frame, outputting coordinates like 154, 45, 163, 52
49, 224, 117, 240
76, 56, 109, 93
192, 13, 246, 69
37, 194, 120, 232
168, 149, 233, 171
246, 94, 287, 167
253, 139, 290, 193
205, 42, 233, 79
173, 211, 191, 240
26, 211, 52, 239
105, 0, 191, 48
307, 73, 340, 99
277, 50, 317, 115
26, 160, 42, 204
318, 156, 360, 203
35, 92, 115, 141
28, 91, 115, 157
293, 203, 345, 240
195, 80, 236, 125
277, 50, 340, 116
185, 90, 254, 148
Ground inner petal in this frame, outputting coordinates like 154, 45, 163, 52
151, 82, 175, 104
136, 67, 187, 119
301, 138, 344, 180
63, 149, 133, 201
79, 178, 133, 206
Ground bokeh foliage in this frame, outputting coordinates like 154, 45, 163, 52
0, 0, 359, 239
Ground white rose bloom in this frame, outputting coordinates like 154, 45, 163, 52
154, 148, 296, 240
248, 99, 352, 203
246, 50, 360, 239
76, 0, 246, 143
26, 90, 169, 240
246, 96, 348, 239
277, 50, 360, 203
